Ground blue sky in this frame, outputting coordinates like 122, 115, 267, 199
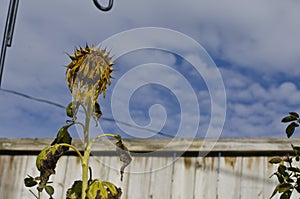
0, 0, 300, 138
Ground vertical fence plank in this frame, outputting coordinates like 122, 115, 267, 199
194, 157, 218, 199
217, 156, 242, 198
89, 155, 111, 181
0, 155, 28, 198
106, 156, 130, 198
22, 155, 40, 198
126, 156, 152, 199
0, 155, 11, 198
240, 157, 265, 199
148, 157, 173, 199
63, 156, 83, 192
50, 156, 69, 198
263, 157, 279, 199
171, 157, 196, 199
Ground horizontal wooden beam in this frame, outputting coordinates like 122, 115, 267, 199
0, 138, 299, 156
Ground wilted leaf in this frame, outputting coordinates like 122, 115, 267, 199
115, 138, 132, 181
269, 157, 283, 164
36, 144, 65, 191
282, 115, 298, 123
286, 122, 299, 138
66, 180, 82, 199
92, 102, 102, 126
289, 112, 299, 118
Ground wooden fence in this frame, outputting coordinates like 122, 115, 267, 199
1, 138, 300, 199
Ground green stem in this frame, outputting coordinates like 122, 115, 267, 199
89, 133, 120, 148
81, 101, 93, 199
57, 143, 83, 161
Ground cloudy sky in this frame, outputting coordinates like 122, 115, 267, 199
0, 0, 300, 139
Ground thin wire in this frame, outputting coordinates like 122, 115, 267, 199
0, 87, 175, 138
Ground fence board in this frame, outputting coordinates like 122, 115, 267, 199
217, 156, 242, 198
171, 157, 196, 199
126, 156, 152, 198
148, 157, 173, 199
194, 157, 218, 199
1, 138, 299, 154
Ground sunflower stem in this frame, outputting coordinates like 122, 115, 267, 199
81, 101, 93, 199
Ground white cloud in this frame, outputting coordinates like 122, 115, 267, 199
0, 0, 300, 138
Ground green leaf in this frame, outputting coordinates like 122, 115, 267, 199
66, 102, 79, 118
102, 181, 122, 198
276, 173, 285, 184
102, 181, 118, 196
36, 146, 52, 171
295, 185, 300, 193
280, 190, 292, 199
269, 157, 283, 164
287, 167, 300, 173
51, 124, 72, 151
66, 180, 82, 199
45, 185, 54, 196
282, 115, 298, 123
86, 179, 108, 199
292, 144, 300, 155
270, 185, 279, 198
278, 183, 293, 193
286, 122, 299, 138
290, 112, 299, 118
24, 176, 38, 187
278, 165, 287, 175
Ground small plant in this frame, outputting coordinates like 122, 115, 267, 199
24, 44, 132, 199
269, 112, 300, 199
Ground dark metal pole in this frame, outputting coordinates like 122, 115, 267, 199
0, 0, 19, 87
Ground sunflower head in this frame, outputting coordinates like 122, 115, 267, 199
66, 44, 114, 106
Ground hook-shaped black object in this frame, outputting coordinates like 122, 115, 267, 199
93, 0, 114, 11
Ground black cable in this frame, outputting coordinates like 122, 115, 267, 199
0, 87, 65, 108
0, 87, 175, 138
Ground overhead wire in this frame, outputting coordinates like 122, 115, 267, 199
0, 87, 174, 138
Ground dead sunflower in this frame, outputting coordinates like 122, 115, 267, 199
65, 44, 114, 106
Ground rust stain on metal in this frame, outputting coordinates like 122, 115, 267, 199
224, 157, 237, 170
184, 157, 192, 170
